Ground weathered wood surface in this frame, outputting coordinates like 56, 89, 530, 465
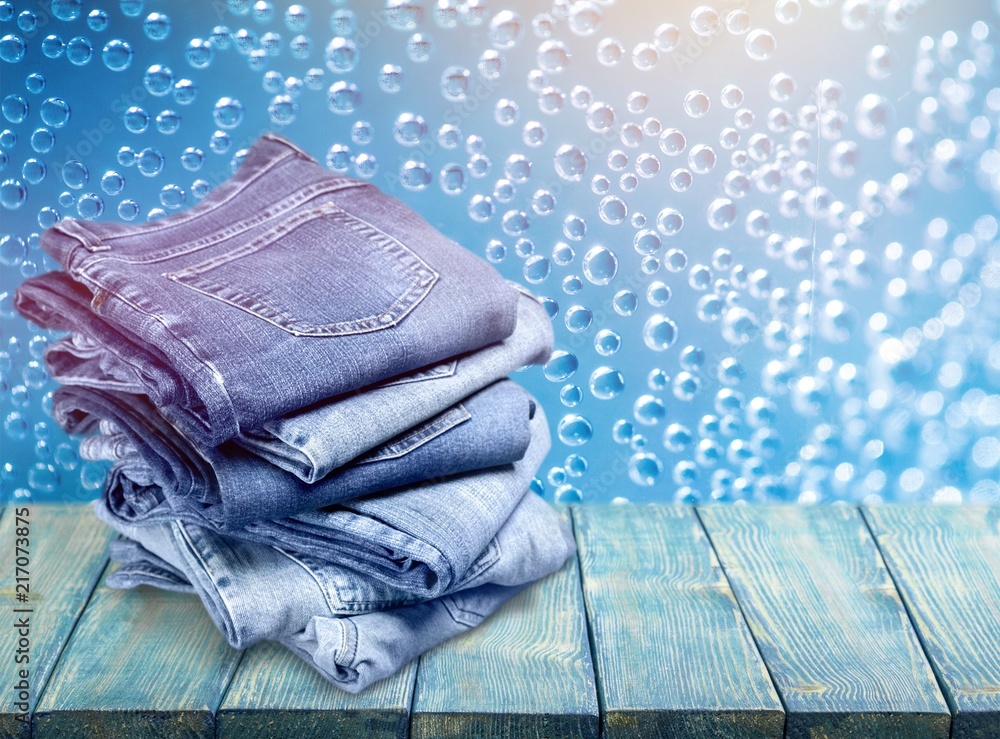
864, 506, 1000, 739
0, 503, 113, 739
574, 505, 784, 738
32, 561, 243, 739
410, 509, 599, 738
218, 640, 416, 739
699, 505, 951, 739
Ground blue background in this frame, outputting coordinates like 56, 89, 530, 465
1, 0, 999, 506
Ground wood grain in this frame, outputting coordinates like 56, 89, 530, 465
218, 640, 416, 738
574, 505, 784, 738
863, 506, 1000, 739
410, 508, 599, 738
32, 560, 243, 738
0, 503, 113, 739
699, 505, 951, 739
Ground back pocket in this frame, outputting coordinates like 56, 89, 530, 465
164, 202, 438, 337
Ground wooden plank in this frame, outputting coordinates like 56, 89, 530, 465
218, 640, 416, 738
0, 503, 113, 739
699, 505, 951, 738
863, 506, 1000, 739
574, 505, 784, 738
410, 508, 599, 738
33, 560, 243, 738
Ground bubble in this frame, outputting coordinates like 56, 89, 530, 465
1, 94, 27, 124
0, 235, 25, 266
324, 37, 358, 74
596, 37, 624, 66
537, 40, 570, 73
628, 452, 663, 486
121, 106, 148, 134
117, 199, 139, 220
646, 281, 671, 307
558, 414, 593, 446
39, 34, 64, 59
688, 145, 717, 174
551, 145, 588, 182
565, 305, 593, 332
775, 0, 802, 24
644, 314, 678, 351
136, 147, 165, 177
632, 42, 659, 70
690, 6, 721, 36
66, 36, 93, 65
100, 170, 125, 195
490, 10, 524, 48
634, 395, 667, 426
120, 0, 144, 17
656, 208, 684, 235
76, 193, 104, 220
725, 9, 751, 35
0, 178, 24, 209
568, 2, 601, 35
745, 29, 776, 60
439, 66, 471, 101
613, 290, 638, 316
866, 45, 896, 80
267, 95, 297, 125
59, 160, 89, 190
143, 12, 171, 40
651, 23, 681, 53
684, 91, 710, 118
0, 33, 25, 64
855, 94, 894, 139
722, 307, 761, 344
52, 0, 82, 21
406, 32, 433, 62
586, 366, 623, 400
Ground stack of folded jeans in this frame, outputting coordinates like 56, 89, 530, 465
15, 133, 573, 692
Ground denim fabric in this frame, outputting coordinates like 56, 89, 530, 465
99, 402, 551, 601
56, 380, 534, 527
16, 132, 519, 447
236, 288, 553, 482
103, 490, 574, 693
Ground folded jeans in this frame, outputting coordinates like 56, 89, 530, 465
16, 132, 519, 446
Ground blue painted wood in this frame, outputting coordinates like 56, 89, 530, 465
33, 559, 243, 738
410, 508, 599, 738
699, 505, 951, 738
574, 505, 784, 738
864, 506, 1000, 739
218, 641, 416, 738
0, 503, 113, 739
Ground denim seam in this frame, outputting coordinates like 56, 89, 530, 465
339, 617, 359, 669
86, 179, 367, 265
174, 522, 240, 642
441, 595, 486, 628
454, 537, 502, 588
355, 403, 471, 465
162, 203, 440, 337
271, 547, 340, 617
377, 359, 459, 388
69, 270, 238, 437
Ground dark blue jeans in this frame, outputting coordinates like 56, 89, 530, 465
57, 380, 535, 527
16, 132, 520, 446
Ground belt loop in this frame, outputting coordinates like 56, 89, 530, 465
262, 132, 316, 162
57, 219, 110, 253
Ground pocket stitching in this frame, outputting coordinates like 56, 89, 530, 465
164, 203, 439, 337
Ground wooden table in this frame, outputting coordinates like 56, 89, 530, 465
1, 503, 997, 738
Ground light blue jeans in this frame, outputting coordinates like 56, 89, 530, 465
102, 486, 574, 693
